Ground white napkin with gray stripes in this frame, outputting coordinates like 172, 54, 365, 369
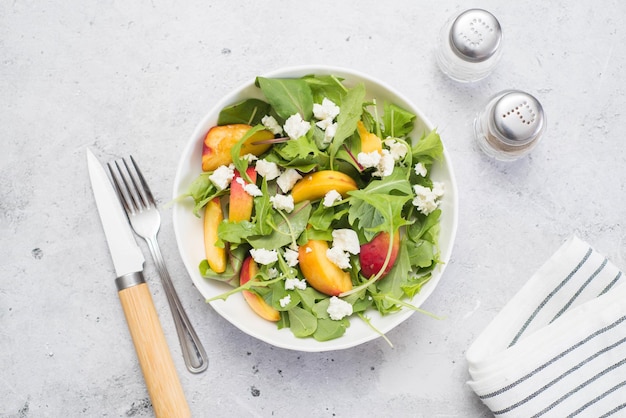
466, 236, 626, 417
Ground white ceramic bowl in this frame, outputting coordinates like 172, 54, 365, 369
172, 65, 458, 352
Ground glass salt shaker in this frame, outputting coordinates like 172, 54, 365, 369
474, 90, 546, 161
436, 9, 503, 82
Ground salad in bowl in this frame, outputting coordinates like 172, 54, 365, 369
173, 66, 457, 351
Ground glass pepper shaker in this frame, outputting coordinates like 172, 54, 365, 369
436, 9, 503, 82
474, 90, 546, 161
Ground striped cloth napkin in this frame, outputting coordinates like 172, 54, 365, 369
466, 236, 626, 417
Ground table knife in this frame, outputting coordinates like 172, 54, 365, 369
86, 149, 190, 418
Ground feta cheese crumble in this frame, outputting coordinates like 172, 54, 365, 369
243, 183, 263, 197
327, 296, 353, 320
255, 159, 281, 180
209, 164, 235, 190
261, 115, 283, 135
326, 246, 351, 270
283, 113, 311, 140
357, 151, 381, 169
373, 149, 395, 177
313, 98, 340, 121
412, 182, 445, 215
414, 162, 427, 177
284, 278, 307, 291
249, 248, 278, 265
276, 169, 302, 193
279, 294, 291, 308
323, 189, 343, 207
270, 193, 295, 213
332, 229, 360, 255
383, 138, 408, 161
283, 247, 299, 267
323, 122, 338, 144
268, 267, 279, 278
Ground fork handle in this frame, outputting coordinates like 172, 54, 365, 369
117, 274, 191, 418
146, 237, 209, 374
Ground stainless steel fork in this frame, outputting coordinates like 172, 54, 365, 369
108, 156, 208, 374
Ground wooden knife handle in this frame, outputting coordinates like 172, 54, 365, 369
118, 282, 191, 418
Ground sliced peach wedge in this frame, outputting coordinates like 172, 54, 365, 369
204, 197, 227, 273
240, 256, 280, 322
359, 231, 401, 279
229, 167, 257, 222
202, 124, 274, 172
298, 239, 353, 296
291, 170, 358, 204
357, 120, 382, 154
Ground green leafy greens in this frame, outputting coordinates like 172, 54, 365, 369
184, 74, 447, 343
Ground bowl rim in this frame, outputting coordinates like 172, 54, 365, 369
172, 65, 459, 351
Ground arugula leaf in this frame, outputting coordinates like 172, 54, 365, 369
329, 83, 366, 163
288, 307, 317, 337
313, 318, 349, 341
184, 173, 222, 216
412, 129, 444, 165
382, 102, 415, 138
302, 74, 347, 105
247, 201, 312, 249
256, 77, 314, 120
198, 246, 247, 287
401, 273, 432, 298
218, 99, 272, 126
218, 220, 257, 246
275, 135, 321, 161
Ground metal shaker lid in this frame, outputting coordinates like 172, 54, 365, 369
491, 91, 545, 143
449, 9, 502, 63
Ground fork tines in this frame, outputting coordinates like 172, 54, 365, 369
108, 156, 156, 214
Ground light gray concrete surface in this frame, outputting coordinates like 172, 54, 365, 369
2, 1, 626, 417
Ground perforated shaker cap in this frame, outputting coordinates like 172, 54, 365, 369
449, 9, 502, 63
491, 91, 545, 144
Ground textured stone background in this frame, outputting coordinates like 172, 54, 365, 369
2, 0, 625, 416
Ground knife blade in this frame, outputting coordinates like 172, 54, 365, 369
86, 149, 190, 418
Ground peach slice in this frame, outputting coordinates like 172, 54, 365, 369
359, 231, 401, 279
298, 240, 353, 296
229, 167, 257, 222
357, 120, 382, 154
204, 197, 226, 273
201, 124, 274, 172
240, 256, 280, 322
291, 170, 358, 204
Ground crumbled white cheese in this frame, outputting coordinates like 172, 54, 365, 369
326, 246, 351, 270
242, 153, 258, 162
315, 117, 334, 131
243, 183, 263, 197
249, 248, 278, 265
322, 122, 338, 144
209, 164, 235, 190
412, 183, 445, 215
383, 138, 408, 161
327, 296, 353, 320
270, 194, 295, 213
283, 247, 299, 267
414, 162, 427, 177
279, 294, 291, 308
332, 229, 360, 255
261, 115, 283, 135
283, 113, 311, 140
284, 278, 307, 291
357, 151, 381, 169
373, 149, 395, 178
323, 189, 343, 207
276, 169, 302, 193
255, 159, 281, 180
313, 98, 340, 121
268, 267, 279, 278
